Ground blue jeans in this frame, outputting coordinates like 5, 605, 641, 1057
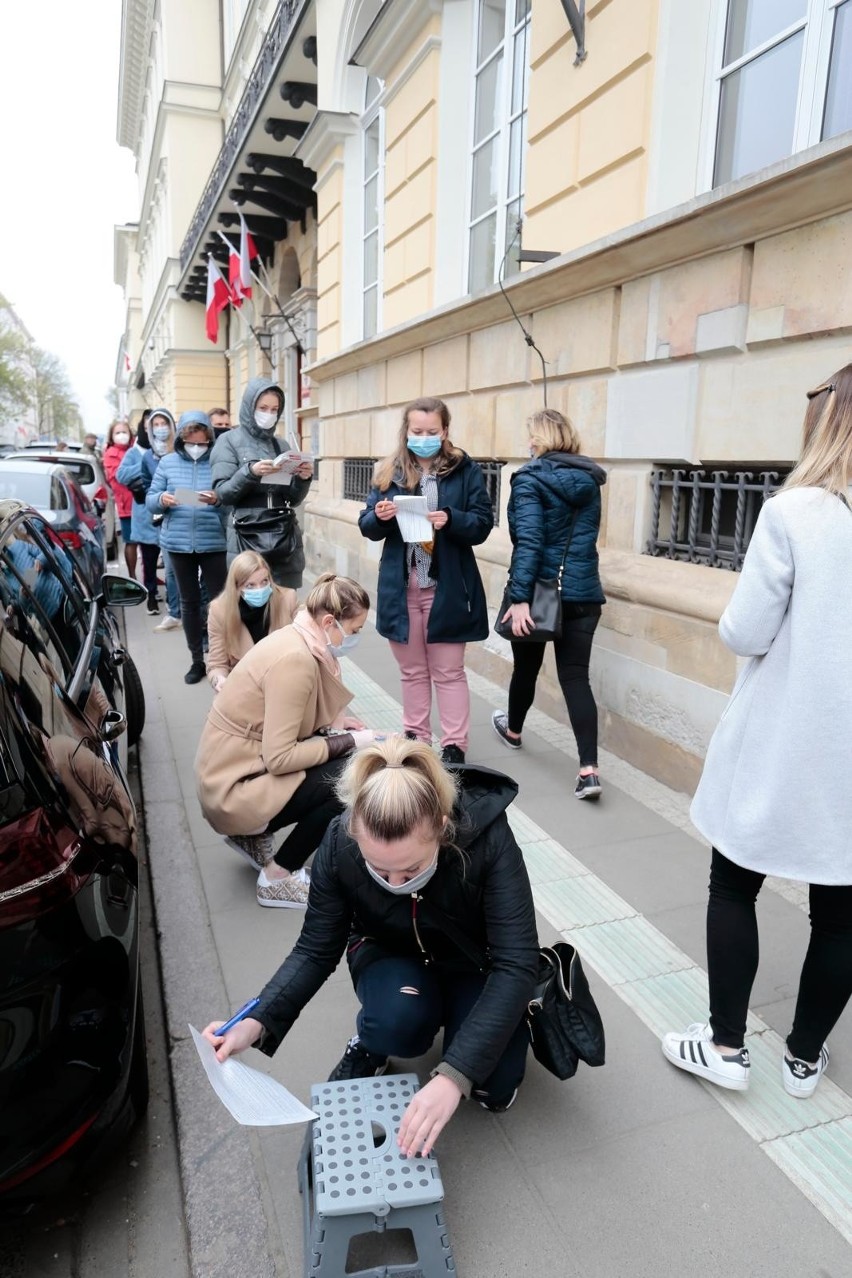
354, 956, 529, 1103
161, 549, 181, 619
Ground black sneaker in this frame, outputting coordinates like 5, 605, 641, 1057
403, 730, 419, 741
491, 710, 522, 750
328, 1036, 388, 1082
184, 660, 206, 685
475, 1087, 518, 1113
440, 744, 466, 766
574, 772, 601, 801
146, 598, 160, 616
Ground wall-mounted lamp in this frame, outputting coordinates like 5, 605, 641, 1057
560, 0, 587, 66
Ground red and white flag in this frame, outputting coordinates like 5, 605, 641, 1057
123, 352, 131, 373
235, 212, 258, 302
206, 257, 232, 343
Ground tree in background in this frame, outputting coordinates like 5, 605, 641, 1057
0, 294, 83, 441
0, 293, 34, 427
30, 346, 83, 439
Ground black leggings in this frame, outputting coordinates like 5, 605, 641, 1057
169, 551, 228, 661
708, 847, 852, 1060
139, 542, 160, 602
508, 604, 601, 767
267, 756, 350, 872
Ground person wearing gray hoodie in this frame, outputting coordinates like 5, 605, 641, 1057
209, 377, 313, 588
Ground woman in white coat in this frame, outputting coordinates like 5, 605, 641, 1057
663, 363, 852, 1099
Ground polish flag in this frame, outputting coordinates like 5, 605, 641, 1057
225, 238, 244, 308
206, 257, 232, 343
236, 212, 258, 302
124, 352, 131, 373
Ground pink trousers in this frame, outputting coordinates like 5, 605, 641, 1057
389, 577, 470, 750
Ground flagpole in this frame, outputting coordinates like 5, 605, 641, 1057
250, 264, 304, 356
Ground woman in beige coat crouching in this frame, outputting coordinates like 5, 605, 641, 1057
205, 550, 298, 692
195, 573, 375, 908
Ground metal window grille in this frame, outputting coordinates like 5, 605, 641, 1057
475, 459, 505, 527
646, 468, 789, 571
343, 458, 377, 503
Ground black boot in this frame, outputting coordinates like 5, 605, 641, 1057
184, 659, 206, 685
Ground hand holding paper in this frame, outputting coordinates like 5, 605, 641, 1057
190, 1025, 316, 1126
394, 495, 433, 543
173, 487, 205, 507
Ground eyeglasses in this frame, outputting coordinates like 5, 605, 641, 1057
806, 384, 836, 400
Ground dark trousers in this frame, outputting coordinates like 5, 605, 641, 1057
355, 956, 529, 1103
169, 552, 228, 662
508, 604, 601, 766
708, 847, 852, 1060
266, 756, 350, 871
139, 542, 160, 602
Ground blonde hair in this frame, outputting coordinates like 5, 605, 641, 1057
338, 737, 458, 843
373, 397, 464, 492
220, 551, 272, 654
305, 572, 370, 621
783, 364, 852, 498
528, 408, 581, 457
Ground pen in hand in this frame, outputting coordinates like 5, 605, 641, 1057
216, 996, 261, 1037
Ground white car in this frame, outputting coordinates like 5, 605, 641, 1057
5, 449, 117, 560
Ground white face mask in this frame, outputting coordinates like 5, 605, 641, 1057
114, 432, 130, 445
151, 438, 168, 456
184, 443, 208, 461
254, 409, 278, 431
363, 847, 440, 896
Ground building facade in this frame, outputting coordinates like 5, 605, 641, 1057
116, 0, 852, 791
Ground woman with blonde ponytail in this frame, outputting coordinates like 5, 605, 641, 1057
195, 573, 376, 909
663, 363, 852, 1099
203, 738, 540, 1152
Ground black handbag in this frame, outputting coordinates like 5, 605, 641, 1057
494, 510, 578, 643
232, 506, 297, 565
421, 904, 605, 1083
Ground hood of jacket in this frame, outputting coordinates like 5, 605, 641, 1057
537, 452, 607, 486
175, 410, 215, 456
238, 377, 285, 438
452, 764, 518, 850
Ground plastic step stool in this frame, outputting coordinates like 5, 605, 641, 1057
297, 1072, 456, 1277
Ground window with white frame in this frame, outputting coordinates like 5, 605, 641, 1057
712, 0, 852, 187
468, 0, 531, 294
223, 0, 251, 70
362, 76, 384, 340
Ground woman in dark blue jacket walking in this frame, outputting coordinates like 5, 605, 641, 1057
359, 397, 493, 766
147, 410, 228, 684
493, 409, 607, 799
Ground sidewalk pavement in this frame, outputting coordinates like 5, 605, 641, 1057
127, 601, 852, 1278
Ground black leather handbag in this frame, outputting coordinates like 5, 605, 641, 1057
232, 506, 297, 566
494, 510, 578, 643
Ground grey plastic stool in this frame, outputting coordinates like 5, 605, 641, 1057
297, 1072, 456, 1277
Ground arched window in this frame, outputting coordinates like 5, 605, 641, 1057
362, 76, 384, 339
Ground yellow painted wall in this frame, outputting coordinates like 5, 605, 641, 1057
315, 153, 345, 358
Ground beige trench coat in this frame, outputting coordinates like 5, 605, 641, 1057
205, 586, 298, 688
194, 625, 353, 836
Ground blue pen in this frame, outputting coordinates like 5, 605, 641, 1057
217, 996, 261, 1036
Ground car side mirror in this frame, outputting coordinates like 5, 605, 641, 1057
100, 574, 148, 607
99, 709, 127, 742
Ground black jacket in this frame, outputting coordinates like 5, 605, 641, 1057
254, 765, 539, 1086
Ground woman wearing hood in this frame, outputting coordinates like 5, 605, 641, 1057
492, 409, 607, 800
210, 377, 313, 588
359, 397, 493, 767
146, 410, 228, 684
117, 407, 176, 614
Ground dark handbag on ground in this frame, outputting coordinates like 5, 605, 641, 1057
233, 506, 297, 565
494, 509, 578, 643
421, 904, 605, 1083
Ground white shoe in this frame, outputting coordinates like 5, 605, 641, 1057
783, 1043, 829, 1098
153, 614, 182, 632
661, 1022, 750, 1091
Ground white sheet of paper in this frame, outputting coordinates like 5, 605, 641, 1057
174, 487, 205, 507
189, 1024, 317, 1127
394, 495, 433, 543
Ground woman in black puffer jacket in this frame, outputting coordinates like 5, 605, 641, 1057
493, 408, 607, 801
202, 737, 539, 1154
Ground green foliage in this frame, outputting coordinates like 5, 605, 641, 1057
0, 295, 82, 439
0, 294, 33, 425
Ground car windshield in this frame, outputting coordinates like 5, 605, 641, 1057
0, 470, 62, 509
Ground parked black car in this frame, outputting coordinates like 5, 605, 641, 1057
0, 459, 105, 593
0, 499, 148, 1205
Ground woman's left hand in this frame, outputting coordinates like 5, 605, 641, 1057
426, 510, 448, 530
296, 462, 313, 479
397, 1075, 462, 1158
198, 490, 219, 505
342, 716, 366, 730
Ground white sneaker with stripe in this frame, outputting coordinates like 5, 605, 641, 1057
661, 1022, 750, 1091
783, 1043, 829, 1098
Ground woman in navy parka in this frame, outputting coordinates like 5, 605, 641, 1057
147, 410, 227, 684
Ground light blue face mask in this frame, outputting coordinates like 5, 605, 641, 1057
327, 619, 361, 656
407, 435, 442, 459
242, 585, 273, 608
363, 847, 440, 895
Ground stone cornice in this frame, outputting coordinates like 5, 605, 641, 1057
295, 110, 358, 173
351, 0, 441, 80
117, 0, 157, 153
307, 134, 852, 381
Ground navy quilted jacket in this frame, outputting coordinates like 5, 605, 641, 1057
507, 453, 606, 604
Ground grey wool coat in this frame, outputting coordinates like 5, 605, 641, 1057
690, 486, 852, 885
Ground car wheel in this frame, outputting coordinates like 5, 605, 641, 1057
129, 983, 150, 1118
123, 655, 146, 747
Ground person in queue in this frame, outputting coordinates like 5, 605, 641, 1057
210, 377, 313, 587
205, 550, 298, 693
209, 407, 231, 439
492, 408, 606, 800
195, 573, 374, 909
202, 736, 540, 1151
146, 410, 227, 684
102, 420, 136, 579
358, 397, 493, 767
117, 408, 175, 614
663, 364, 852, 1098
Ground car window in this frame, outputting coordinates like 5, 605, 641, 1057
8, 456, 97, 485
51, 475, 69, 510
0, 521, 89, 679
0, 470, 53, 508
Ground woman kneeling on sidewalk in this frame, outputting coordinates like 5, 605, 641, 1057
202, 738, 540, 1152
195, 573, 376, 909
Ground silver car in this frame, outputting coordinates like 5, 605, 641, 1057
5, 449, 117, 559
